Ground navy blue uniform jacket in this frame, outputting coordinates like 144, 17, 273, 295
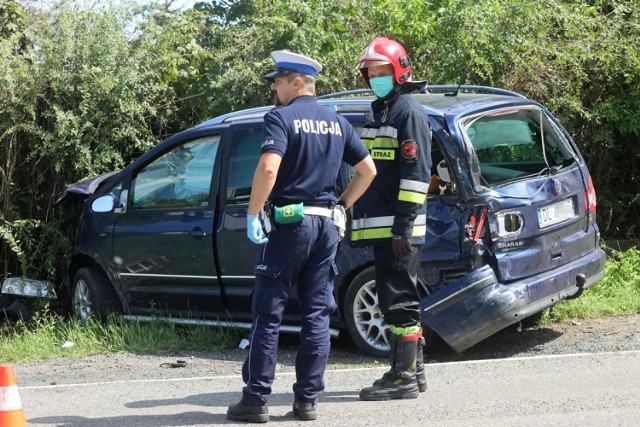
261, 95, 369, 206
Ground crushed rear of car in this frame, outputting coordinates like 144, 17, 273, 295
411, 87, 605, 351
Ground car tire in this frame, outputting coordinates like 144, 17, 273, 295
344, 267, 439, 358
344, 267, 390, 358
71, 266, 121, 321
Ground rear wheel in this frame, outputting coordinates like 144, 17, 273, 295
71, 266, 121, 321
344, 267, 390, 358
344, 266, 438, 358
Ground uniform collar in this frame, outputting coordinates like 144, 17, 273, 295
288, 95, 317, 105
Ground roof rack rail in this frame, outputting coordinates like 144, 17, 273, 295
426, 85, 526, 98
318, 86, 525, 99
317, 89, 373, 99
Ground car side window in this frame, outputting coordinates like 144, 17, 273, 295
226, 127, 262, 204
129, 135, 220, 209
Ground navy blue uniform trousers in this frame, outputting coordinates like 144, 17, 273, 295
242, 215, 339, 406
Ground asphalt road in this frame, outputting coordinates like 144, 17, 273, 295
17, 349, 640, 426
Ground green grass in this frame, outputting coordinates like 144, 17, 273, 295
542, 246, 640, 323
1, 247, 638, 362
0, 309, 245, 363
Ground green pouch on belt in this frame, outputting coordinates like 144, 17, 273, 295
274, 203, 304, 224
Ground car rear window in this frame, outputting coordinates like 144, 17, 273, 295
461, 106, 577, 187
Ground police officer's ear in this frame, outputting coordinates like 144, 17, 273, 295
292, 75, 304, 89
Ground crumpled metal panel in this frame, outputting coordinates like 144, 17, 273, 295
55, 170, 119, 204
421, 248, 605, 352
421, 200, 462, 262
487, 168, 598, 282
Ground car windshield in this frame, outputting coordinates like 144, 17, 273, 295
461, 106, 577, 187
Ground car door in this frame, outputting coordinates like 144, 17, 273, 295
112, 133, 225, 318
214, 124, 301, 321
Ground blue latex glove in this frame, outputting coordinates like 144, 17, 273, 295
247, 214, 268, 244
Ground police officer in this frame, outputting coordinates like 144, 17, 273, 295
352, 37, 432, 401
227, 51, 376, 423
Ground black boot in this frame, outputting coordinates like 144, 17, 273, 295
360, 333, 419, 401
372, 329, 426, 391
416, 328, 427, 392
371, 332, 397, 388
292, 400, 317, 421
227, 399, 269, 423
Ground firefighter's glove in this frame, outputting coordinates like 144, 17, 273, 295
247, 214, 268, 244
392, 235, 412, 256
332, 205, 347, 240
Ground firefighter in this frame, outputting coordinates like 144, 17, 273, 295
227, 50, 376, 423
353, 37, 432, 401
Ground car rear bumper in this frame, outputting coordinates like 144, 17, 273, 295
421, 248, 606, 352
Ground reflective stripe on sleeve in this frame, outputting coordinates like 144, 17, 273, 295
398, 190, 427, 204
399, 179, 430, 194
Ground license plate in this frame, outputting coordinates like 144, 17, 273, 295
538, 198, 575, 228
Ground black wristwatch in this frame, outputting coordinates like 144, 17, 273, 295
337, 199, 347, 208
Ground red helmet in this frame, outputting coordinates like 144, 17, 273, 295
356, 37, 412, 88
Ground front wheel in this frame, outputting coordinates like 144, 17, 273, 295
71, 266, 121, 321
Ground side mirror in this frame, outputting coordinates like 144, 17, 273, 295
91, 195, 117, 213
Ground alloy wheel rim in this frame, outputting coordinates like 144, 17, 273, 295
73, 279, 92, 320
351, 279, 390, 352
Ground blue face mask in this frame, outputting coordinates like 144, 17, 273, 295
369, 75, 395, 98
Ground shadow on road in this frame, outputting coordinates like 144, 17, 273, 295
323, 321, 565, 364
426, 324, 565, 362
27, 389, 365, 426
28, 412, 217, 426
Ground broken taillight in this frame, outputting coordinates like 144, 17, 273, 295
587, 176, 596, 213
584, 176, 597, 226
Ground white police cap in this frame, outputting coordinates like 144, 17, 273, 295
264, 50, 322, 81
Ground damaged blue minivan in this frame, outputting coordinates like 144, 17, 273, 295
2, 86, 606, 357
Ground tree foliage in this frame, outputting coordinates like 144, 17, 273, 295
1, 0, 639, 280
